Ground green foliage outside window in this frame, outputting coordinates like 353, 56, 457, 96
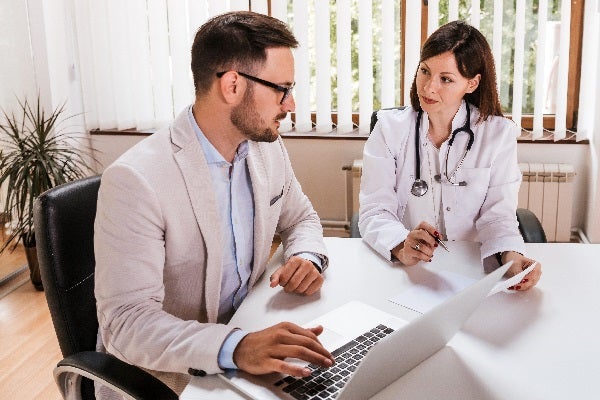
287, 0, 562, 117
438, 0, 562, 114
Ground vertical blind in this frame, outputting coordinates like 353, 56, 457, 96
64, 0, 594, 141
433, 0, 575, 141
577, 0, 600, 141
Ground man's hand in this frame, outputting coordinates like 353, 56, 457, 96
233, 323, 334, 377
269, 256, 323, 295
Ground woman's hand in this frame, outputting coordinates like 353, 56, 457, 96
391, 222, 440, 266
503, 251, 542, 291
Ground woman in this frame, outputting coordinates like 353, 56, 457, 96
359, 20, 541, 290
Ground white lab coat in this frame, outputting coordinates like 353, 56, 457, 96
359, 101, 525, 265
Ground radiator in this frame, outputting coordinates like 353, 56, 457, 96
342, 159, 363, 225
518, 163, 576, 242
343, 160, 576, 242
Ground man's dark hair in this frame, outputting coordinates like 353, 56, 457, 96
191, 11, 299, 96
409, 20, 502, 122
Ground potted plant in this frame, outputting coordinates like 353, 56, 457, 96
0, 96, 94, 290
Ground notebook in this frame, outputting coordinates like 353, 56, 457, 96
219, 261, 512, 400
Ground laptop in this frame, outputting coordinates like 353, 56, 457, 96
220, 261, 512, 400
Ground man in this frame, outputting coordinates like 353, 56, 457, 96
94, 11, 333, 397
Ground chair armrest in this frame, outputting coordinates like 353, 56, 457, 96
350, 212, 361, 238
516, 208, 547, 243
54, 351, 178, 400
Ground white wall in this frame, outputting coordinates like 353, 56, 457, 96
0, 0, 38, 212
0, 0, 38, 108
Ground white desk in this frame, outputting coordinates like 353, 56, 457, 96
182, 238, 600, 399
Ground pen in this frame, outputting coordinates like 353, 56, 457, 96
432, 234, 450, 252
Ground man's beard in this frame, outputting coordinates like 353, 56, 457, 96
230, 87, 286, 143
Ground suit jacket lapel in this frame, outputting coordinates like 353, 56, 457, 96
170, 111, 223, 323
247, 142, 270, 288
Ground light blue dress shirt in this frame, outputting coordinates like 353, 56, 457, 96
188, 106, 321, 370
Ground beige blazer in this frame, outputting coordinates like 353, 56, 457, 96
94, 108, 328, 393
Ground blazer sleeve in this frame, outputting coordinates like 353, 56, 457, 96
270, 138, 329, 269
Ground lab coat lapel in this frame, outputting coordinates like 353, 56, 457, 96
446, 101, 471, 171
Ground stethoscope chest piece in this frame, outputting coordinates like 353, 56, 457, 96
411, 179, 428, 197
411, 104, 474, 196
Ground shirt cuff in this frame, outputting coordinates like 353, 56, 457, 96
218, 329, 249, 370
295, 252, 323, 273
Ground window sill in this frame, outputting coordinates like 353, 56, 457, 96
90, 127, 588, 144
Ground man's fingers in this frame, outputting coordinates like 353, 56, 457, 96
273, 359, 312, 377
234, 322, 334, 376
271, 258, 323, 295
283, 269, 320, 293
270, 265, 295, 288
284, 344, 333, 368
301, 277, 324, 296
269, 269, 281, 287
307, 325, 324, 336
271, 263, 295, 288
276, 324, 333, 363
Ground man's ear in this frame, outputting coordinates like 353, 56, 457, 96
466, 74, 481, 93
218, 71, 245, 104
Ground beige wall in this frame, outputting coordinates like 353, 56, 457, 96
91, 134, 591, 239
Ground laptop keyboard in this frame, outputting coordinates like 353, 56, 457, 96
273, 324, 395, 400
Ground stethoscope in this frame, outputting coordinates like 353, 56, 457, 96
411, 103, 475, 197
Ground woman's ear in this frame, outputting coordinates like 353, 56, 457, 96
466, 74, 481, 93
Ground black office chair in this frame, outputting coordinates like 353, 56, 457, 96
515, 208, 547, 243
34, 175, 178, 400
350, 108, 547, 243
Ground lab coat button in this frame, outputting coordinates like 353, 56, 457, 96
446, 207, 451, 211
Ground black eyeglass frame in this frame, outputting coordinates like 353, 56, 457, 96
216, 71, 295, 105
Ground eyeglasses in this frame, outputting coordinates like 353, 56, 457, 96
216, 71, 295, 104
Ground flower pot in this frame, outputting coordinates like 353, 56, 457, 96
24, 245, 43, 291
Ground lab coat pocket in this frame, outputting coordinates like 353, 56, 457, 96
450, 167, 491, 217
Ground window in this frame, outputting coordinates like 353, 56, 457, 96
67, 0, 590, 141
280, 0, 585, 139
428, 0, 584, 140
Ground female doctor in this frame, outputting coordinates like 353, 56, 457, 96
359, 20, 541, 290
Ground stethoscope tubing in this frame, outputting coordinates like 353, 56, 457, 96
411, 103, 474, 196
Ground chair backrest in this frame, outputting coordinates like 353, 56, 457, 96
369, 106, 407, 133
34, 175, 102, 357
516, 208, 547, 243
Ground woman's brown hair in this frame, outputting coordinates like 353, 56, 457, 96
409, 20, 502, 122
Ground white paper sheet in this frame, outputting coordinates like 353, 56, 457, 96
388, 270, 476, 313
388, 262, 537, 313
489, 262, 538, 295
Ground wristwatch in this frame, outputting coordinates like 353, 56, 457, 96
495, 251, 507, 265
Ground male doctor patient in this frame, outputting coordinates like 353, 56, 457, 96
93, 11, 333, 399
